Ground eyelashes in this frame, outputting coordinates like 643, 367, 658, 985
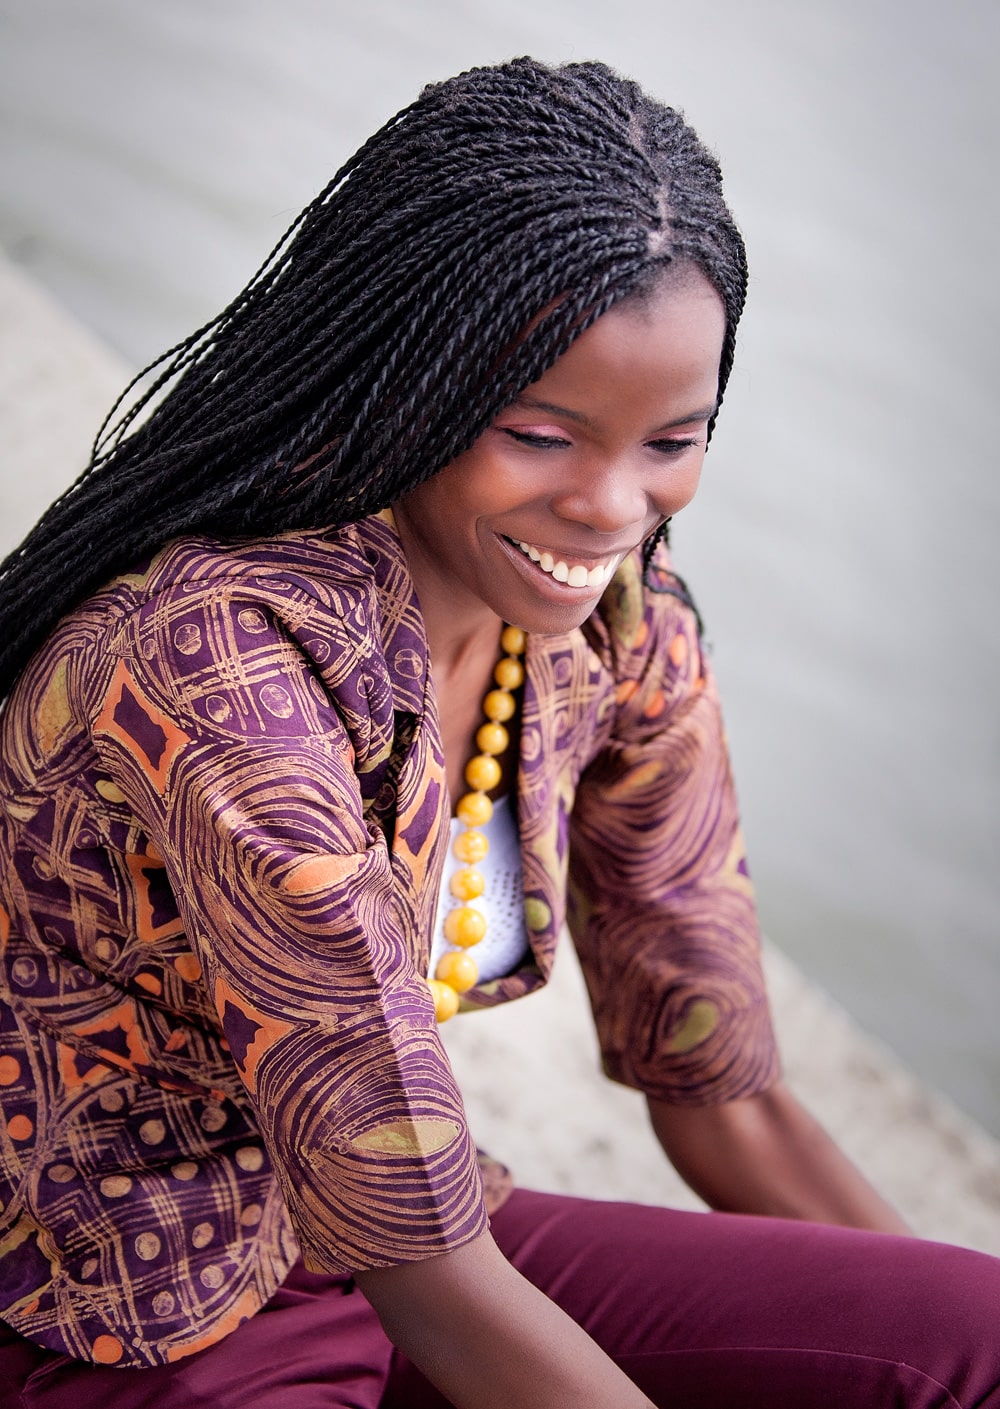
501, 428, 571, 448
500, 428, 702, 455
646, 437, 703, 456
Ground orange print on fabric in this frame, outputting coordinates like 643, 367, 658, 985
57, 1002, 155, 1085
213, 974, 294, 1095
165, 1286, 261, 1362
92, 1335, 124, 1365
57, 1041, 115, 1092
393, 758, 448, 893
94, 660, 190, 795
0, 902, 9, 949
281, 851, 366, 894
123, 850, 185, 943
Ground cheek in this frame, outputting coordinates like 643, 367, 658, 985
658, 459, 706, 517
416, 469, 477, 538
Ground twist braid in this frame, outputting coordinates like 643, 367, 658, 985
0, 56, 748, 698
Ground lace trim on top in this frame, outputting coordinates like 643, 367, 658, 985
428, 794, 530, 983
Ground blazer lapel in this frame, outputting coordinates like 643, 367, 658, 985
516, 628, 608, 983
360, 514, 450, 976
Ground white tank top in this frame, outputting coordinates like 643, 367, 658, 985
428, 794, 531, 982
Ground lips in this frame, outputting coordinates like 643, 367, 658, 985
509, 538, 619, 589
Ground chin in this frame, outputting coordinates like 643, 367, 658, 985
501, 594, 605, 638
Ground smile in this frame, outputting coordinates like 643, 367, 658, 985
510, 539, 618, 589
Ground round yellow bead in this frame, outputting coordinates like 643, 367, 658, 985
483, 689, 516, 723
449, 866, 485, 901
435, 950, 479, 993
493, 657, 525, 691
500, 625, 527, 656
475, 721, 509, 756
452, 829, 489, 863
443, 906, 487, 948
428, 978, 460, 1022
464, 754, 502, 792
456, 791, 493, 827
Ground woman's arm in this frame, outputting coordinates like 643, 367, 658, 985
356, 1231, 654, 1409
648, 1078, 911, 1234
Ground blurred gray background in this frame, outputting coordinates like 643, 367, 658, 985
1, 0, 997, 1132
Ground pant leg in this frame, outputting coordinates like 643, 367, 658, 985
1, 1263, 393, 1409
383, 1188, 1000, 1408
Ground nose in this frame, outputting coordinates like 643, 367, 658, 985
548, 464, 650, 537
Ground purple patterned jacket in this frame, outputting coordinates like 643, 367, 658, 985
0, 512, 778, 1366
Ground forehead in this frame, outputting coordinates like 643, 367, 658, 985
516, 269, 726, 414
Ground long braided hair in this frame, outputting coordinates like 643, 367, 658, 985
0, 57, 747, 699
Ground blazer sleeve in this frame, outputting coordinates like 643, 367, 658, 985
568, 570, 781, 1105
91, 576, 487, 1274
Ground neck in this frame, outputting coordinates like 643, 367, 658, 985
393, 512, 503, 678
423, 599, 504, 684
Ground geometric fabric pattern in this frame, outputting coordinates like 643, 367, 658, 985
0, 513, 777, 1365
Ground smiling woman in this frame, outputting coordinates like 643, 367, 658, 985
394, 267, 724, 647
1, 56, 999, 1409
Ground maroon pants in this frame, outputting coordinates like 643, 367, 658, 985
4, 1189, 1000, 1407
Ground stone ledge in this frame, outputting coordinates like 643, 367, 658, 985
442, 941, 1000, 1255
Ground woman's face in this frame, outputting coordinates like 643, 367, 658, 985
393, 267, 726, 637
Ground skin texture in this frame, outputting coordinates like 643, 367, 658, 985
649, 1081, 912, 1235
394, 266, 725, 660
394, 264, 726, 803
357, 1234, 655, 1409
376, 267, 909, 1405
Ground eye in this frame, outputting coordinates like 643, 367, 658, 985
500, 428, 572, 449
646, 437, 703, 456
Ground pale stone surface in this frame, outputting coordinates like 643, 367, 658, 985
444, 940, 1000, 1256
3, 249, 999, 1257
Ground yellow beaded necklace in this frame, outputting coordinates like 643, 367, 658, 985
427, 623, 526, 1022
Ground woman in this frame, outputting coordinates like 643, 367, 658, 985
0, 57, 998, 1409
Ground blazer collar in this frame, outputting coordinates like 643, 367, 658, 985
352, 511, 599, 998
351, 510, 430, 717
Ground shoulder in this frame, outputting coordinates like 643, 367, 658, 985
112, 520, 382, 618
60, 518, 417, 746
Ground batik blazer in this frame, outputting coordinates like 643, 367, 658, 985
0, 511, 779, 1366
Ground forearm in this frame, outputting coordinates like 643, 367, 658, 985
356, 1230, 654, 1409
648, 1080, 911, 1234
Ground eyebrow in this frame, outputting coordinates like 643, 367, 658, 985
512, 395, 718, 432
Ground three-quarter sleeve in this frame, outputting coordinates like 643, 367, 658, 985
568, 568, 781, 1105
92, 573, 487, 1274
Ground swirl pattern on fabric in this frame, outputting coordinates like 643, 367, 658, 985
0, 514, 777, 1366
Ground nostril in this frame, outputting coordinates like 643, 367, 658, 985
551, 483, 648, 535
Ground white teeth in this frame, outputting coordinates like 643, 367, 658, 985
512, 539, 615, 590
